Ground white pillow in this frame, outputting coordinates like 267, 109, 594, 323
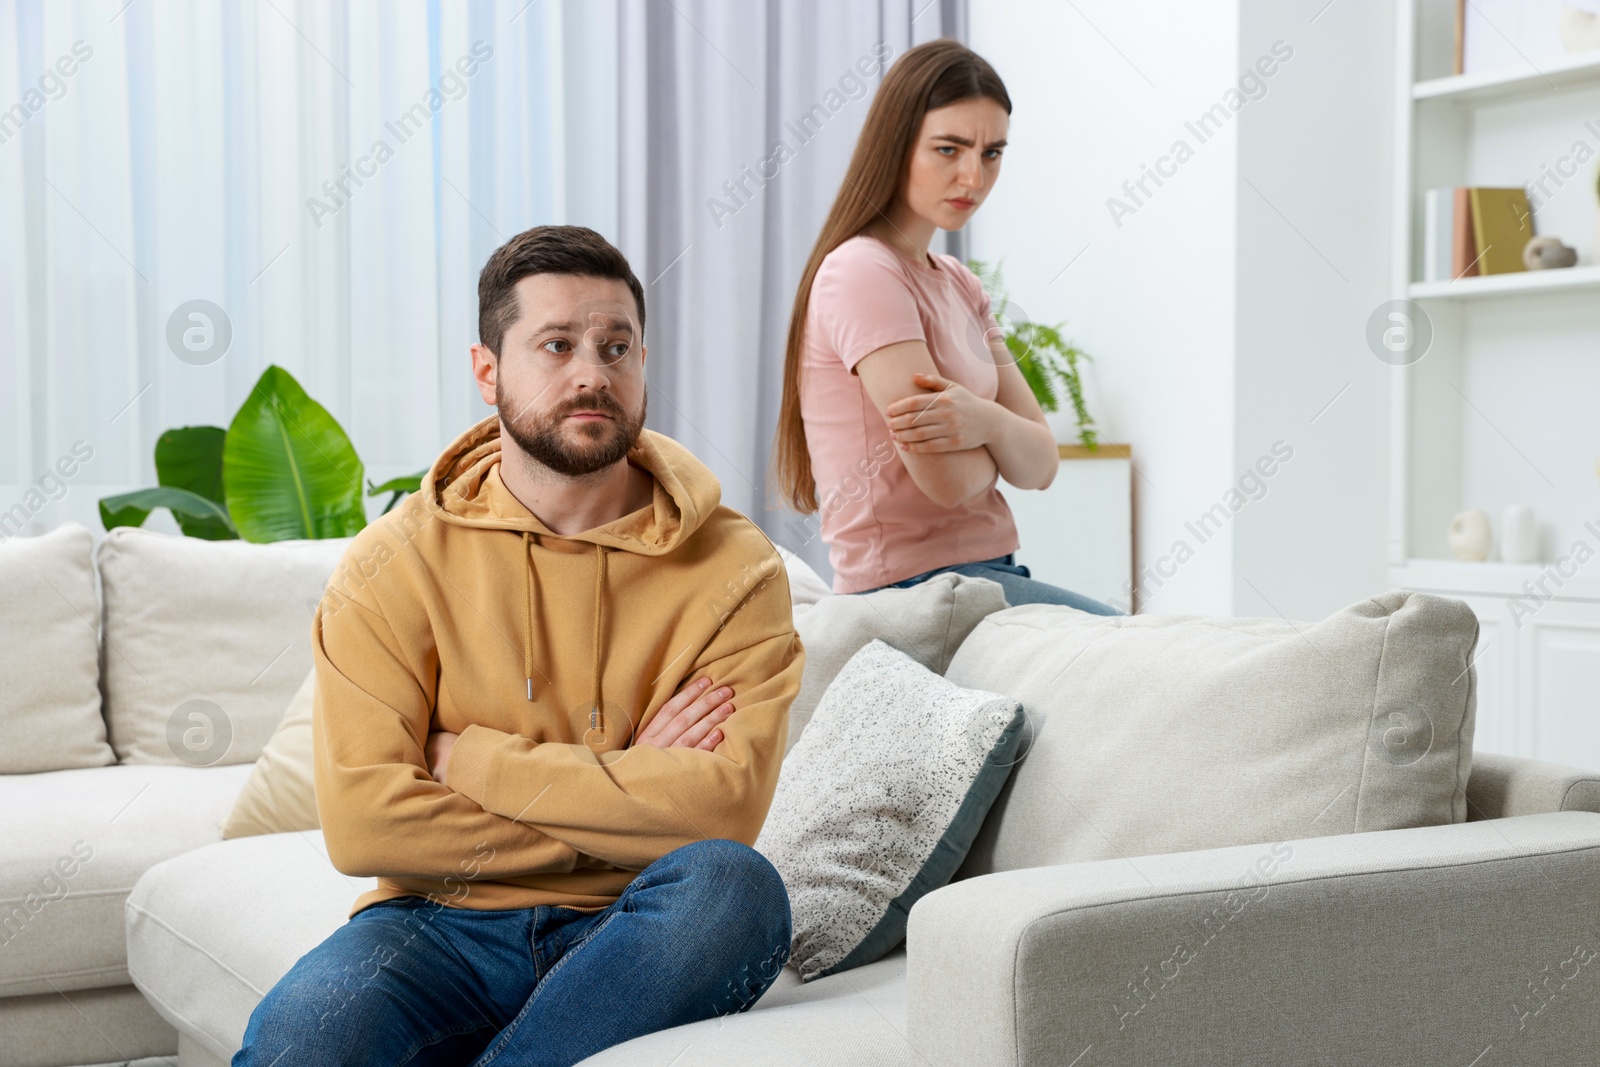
756, 639, 1025, 981
787, 572, 1007, 752
222, 666, 319, 838
97, 528, 352, 765
946, 590, 1481, 879
0, 522, 115, 773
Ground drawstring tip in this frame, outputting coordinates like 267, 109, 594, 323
526, 678, 533, 701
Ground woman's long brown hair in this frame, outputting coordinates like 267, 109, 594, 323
769, 39, 1012, 514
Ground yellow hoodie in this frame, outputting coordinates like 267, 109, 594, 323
311, 414, 804, 919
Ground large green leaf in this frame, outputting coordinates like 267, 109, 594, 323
99, 486, 239, 536
155, 425, 236, 540
222, 365, 367, 542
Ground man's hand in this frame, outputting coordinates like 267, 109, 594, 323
636, 676, 736, 751
426, 730, 458, 784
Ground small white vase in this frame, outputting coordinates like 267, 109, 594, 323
1501, 504, 1540, 563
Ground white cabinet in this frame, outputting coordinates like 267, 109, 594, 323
1006, 444, 1133, 611
1391, 562, 1600, 767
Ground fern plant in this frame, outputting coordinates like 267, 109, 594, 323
966, 258, 1099, 451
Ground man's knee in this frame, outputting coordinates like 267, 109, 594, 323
662, 840, 788, 922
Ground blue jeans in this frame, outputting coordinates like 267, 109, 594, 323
856, 552, 1123, 615
233, 839, 791, 1067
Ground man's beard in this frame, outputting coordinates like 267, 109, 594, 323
496, 379, 648, 477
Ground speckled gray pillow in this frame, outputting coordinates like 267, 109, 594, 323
754, 638, 1026, 981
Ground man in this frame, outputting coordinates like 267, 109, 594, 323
234, 226, 804, 1066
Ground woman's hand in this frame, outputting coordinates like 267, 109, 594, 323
636, 676, 735, 751
884, 371, 997, 453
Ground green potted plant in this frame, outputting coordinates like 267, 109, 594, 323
100, 364, 425, 542
967, 258, 1099, 451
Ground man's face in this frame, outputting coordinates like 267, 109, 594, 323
474, 273, 647, 477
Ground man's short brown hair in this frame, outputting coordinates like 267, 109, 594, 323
477, 225, 647, 358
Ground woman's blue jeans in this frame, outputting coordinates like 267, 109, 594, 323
232, 838, 792, 1067
855, 552, 1124, 615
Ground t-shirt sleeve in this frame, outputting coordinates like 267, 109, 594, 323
956, 260, 998, 337
809, 243, 926, 373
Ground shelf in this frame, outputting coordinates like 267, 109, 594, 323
1390, 559, 1600, 602
1058, 443, 1129, 460
1408, 264, 1600, 300
1413, 49, 1600, 105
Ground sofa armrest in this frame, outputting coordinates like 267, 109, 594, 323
906, 812, 1600, 1067
1466, 750, 1600, 819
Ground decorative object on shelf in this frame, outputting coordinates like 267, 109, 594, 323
1469, 187, 1535, 274
1523, 235, 1579, 269
966, 258, 1100, 450
1448, 509, 1493, 561
1501, 504, 1541, 563
1461, 0, 1574, 75
1559, 4, 1600, 52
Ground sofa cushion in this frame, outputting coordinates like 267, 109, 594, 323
0, 762, 253, 997
126, 831, 376, 1062
945, 590, 1480, 877
579, 945, 915, 1065
126, 827, 913, 1066
755, 639, 1024, 981
97, 527, 351, 765
222, 667, 318, 839
788, 572, 1007, 752
0, 522, 116, 774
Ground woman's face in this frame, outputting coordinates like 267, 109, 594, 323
898, 95, 1008, 230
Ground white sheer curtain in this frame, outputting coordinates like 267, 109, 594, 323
1, 0, 618, 539
1, 0, 967, 580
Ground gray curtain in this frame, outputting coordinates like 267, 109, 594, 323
617, 0, 968, 585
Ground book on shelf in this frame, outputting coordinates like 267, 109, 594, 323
1420, 186, 1478, 281
1452, 187, 1478, 280
1468, 187, 1535, 275
1421, 186, 1535, 282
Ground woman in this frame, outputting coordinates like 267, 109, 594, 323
771, 39, 1120, 615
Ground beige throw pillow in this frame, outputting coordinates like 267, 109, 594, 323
97, 527, 351, 765
945, 590, 1481, 879
0, 522, 116, 773
788, 572, 1008, 752
222, 667, 319, 838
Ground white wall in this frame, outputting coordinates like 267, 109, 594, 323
1230, 0, 1395, 619
970, 0, 1394, 618
969, 0, 1241, 615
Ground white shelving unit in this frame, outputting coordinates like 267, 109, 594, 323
1387, 3, 1600, 767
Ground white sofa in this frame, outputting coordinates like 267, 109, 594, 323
6, 524, 1600, 1066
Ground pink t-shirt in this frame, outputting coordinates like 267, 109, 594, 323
799, 232, 1020, 593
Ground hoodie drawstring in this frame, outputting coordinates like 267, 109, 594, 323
591, 543, 605, 732
522, 533, 607, 738
523, 532, 536, 701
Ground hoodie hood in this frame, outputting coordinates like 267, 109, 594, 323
420, 414, 722, 717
